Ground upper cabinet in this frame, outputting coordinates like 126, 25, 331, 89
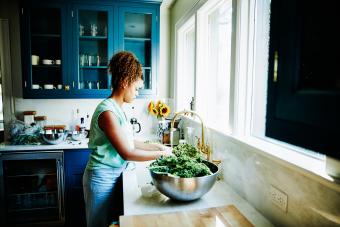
118, 5, 159, 96
20, 0, 160, 99
20, 2, 70, 98
70, 4, 114, 98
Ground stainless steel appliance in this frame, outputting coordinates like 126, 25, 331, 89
0, 151, 65, 226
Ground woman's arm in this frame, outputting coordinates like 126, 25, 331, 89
98, 111, 171, 161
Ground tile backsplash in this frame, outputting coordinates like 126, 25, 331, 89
13, 97, 173, 138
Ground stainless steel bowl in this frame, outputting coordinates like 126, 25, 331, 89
41, 131, 67, 145
149, 161, 219, 201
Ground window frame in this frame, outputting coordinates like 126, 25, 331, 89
173, 0, 335, 183
196, 0, 234, 133
175, 15, 196, 112
234, 0, 332, 181
174, 0, 235, 134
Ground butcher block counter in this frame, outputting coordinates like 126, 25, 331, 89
120, 205, 254, 227
121, 161, 273, 227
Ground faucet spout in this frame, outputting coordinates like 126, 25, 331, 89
170, 110, 211, 161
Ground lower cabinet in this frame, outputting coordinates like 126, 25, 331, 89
64, 149, 91, 227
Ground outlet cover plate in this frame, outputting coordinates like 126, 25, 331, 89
270, 185, 288, 212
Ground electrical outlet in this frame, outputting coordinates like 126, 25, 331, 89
269, 185, 288, 212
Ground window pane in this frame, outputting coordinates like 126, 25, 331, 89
176, 16, 195, 111
197, 0, 232, 132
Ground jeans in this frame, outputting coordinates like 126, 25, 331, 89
83, 165, 126, 227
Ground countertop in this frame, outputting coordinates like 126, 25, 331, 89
122, 161, 274, 227
0, 134, 157, 152
120, 204, 254, 227
0, 138, 89, 152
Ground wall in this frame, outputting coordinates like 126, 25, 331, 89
0, 0, 172, 136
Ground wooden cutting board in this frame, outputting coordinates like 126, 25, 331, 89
119, 205, 254, 227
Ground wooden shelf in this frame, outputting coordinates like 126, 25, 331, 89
79, 35, 107, 40
32, 65, 61, 68
124, 37, 151, 41
80, 66, 107, 69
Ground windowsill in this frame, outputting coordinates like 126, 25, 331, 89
226, 135, 340, 192
181, 116, 340, 192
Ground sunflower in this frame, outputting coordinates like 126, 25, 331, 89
150, 108, 159, 116
148, 99, 171, 119
160, 104, 170, 117
155, 100, 162, 110
148, 101, 154, 113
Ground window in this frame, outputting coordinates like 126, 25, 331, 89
265, 0, 340, 159
174, 0, 337, 178
175, 16, 195, 111
176, 0, 233, 133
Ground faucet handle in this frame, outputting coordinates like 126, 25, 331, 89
196, 136, 202, 151
196, 137, 210, 160
205, 143, 212, 161
212, 159, 222, 166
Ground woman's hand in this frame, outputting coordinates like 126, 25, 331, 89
152, 143, 170, 151
148, 143, 173, 158
134, 140, 171, 152
159, 147, 173, 157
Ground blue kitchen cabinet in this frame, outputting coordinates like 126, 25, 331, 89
20, 1, 160, 99
70, 4, 114, 98
64, 149, 91, 227
20, 2, 71, 98
118, 4, 159, 97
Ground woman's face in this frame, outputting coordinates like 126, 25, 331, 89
123, 78, 144, 103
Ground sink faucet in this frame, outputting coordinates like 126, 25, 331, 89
170, 110, 221, 165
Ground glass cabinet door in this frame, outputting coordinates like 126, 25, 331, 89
119, 7, 158, 96
73, 6, 113, 96
24, 5, 67, 94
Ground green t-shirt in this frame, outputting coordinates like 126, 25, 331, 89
86, 98, 134, 169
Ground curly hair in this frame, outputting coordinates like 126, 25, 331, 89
108, 51, 143, 91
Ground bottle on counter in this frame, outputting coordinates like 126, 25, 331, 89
85, 113, 90, 130
23, 111, 36, 126
34, 116, 47, 130
71, 108, 81, 132
80, 117, 86, 132
85, 112, 91, 138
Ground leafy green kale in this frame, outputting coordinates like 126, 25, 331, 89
172, 143, 200, 159
149, 143, 211, 178
11, 134, 42, 145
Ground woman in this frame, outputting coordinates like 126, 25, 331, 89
83, 51, 171, 227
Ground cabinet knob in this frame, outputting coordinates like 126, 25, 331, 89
65, 85, 70, 91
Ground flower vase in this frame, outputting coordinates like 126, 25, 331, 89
157, 117, 167, 143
